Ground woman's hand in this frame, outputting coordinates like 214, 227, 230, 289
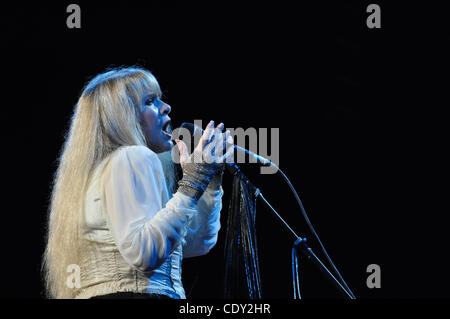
175, 121, 234, 169
175, 121, 234, 195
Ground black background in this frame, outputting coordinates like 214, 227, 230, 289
0, 1, 447, 300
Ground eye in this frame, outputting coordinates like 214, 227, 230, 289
144, 96, 156, 106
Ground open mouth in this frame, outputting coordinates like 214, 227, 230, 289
162, 120, 172, 138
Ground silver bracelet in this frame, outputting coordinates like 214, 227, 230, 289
177, 161, 221, 201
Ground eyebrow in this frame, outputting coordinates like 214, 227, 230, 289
144, 92, 162, 100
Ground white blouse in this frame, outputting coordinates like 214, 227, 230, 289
77, 145, 223, 299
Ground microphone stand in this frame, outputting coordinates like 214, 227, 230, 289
226, 163, 355, 299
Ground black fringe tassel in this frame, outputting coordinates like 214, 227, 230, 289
223, 173, 262, 299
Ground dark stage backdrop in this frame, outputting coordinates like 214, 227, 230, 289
0, 1, 447, 299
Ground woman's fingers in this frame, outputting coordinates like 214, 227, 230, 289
216, 130, 234, 163
210, 128, 234, 162
224, 131, 234, 163
193, 121, 234, 164
220, 143, 235, 163
175, 139, 189, 167
224, 130, 233, 148
197, 120, 215, 151
211, 124, 228, 159
210, 122, 225, 153
216, 122, 224, 132
213, 131, 226, 158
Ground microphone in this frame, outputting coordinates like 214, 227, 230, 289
178, 122, 273, 167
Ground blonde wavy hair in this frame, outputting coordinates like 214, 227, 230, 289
42, 66, 175, 298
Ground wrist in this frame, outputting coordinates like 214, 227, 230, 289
177, 161, 220, 202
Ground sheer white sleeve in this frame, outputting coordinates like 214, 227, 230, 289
102, 146, 197, 273
182, 187, 223, 258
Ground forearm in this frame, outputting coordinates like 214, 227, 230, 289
182, 188, 223, 257
113, 192, 198, 273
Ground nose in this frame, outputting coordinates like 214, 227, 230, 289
160, 101, 171, 116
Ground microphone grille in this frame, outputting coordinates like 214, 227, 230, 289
180, 122, 194, 134
180, 122, 203, 135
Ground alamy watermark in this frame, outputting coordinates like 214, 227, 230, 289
66, 264, 81, 289
68, 4, 381, 30
366, 4, 381, 29
66, 4, 81, 29
171, 120, 280, 175
366, 264, 381, 289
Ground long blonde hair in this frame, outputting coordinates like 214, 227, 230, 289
42, 66, 175, 298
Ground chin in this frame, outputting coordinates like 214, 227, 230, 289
150, 140, 173, 154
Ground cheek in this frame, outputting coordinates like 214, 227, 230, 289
141, 108, 158, 130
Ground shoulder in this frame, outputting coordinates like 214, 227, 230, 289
108, 145, 162, 174
115, 145, 158, 160
112, 145, 158, 162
